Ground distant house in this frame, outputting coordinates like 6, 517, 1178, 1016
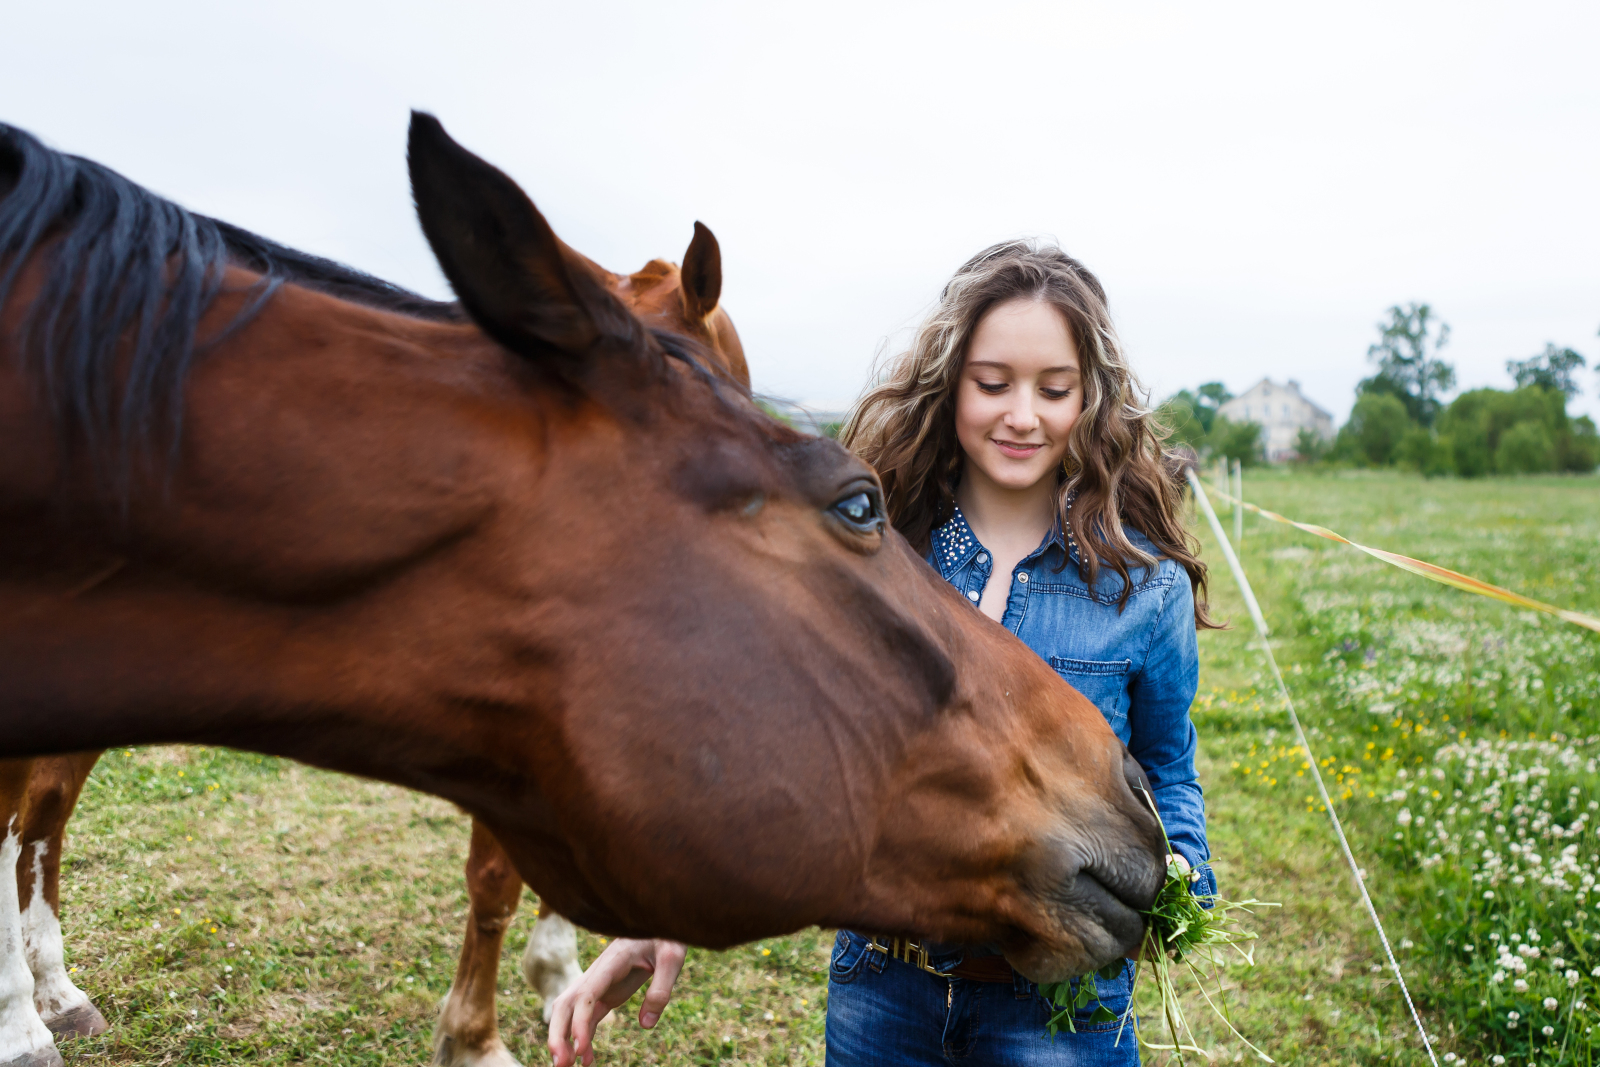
1217, 378, 1334, 463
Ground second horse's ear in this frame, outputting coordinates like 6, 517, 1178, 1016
407, 112, 624, 369
679, 221, 722, 323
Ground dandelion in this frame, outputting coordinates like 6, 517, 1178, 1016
762, 949, 771, 956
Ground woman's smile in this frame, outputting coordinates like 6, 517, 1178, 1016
992, 438, 1046, 459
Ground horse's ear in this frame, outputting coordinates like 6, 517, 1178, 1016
679, 221, 722, 323
407, 112, 610, 361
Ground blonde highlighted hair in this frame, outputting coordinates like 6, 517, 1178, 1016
841, 239, 1216, 626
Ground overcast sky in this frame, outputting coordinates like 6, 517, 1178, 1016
6, 1, 1598, 423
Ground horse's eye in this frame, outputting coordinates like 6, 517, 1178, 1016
831, 491, 882, 532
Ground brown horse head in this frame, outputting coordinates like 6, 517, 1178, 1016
0, 115, 1163, 981
569, 223, 749, 389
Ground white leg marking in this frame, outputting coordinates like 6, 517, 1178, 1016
521, 913, 582, 1024
0, 826, 57, 1065
21, 842, 89, 1026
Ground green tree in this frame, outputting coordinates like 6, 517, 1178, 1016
1395, 427, 1454, 477
1290, 427, 1327, 465
1495, 420, 1556, 474
1506, 343, 1586, 399
1436, 386, 1589, 477
1358, 303, 1456, 426
1158, 381, 1232, 451
1556, 414, 1598, 472
1209, 416, 1264, 467
1338, 393, 1412, 466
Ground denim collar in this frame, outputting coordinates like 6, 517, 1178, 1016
929, 492, 1079, 581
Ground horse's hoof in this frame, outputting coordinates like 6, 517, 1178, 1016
431, 1032, 524, 1067
0, 1048, 66, 1067
43, 1001, 110, 1041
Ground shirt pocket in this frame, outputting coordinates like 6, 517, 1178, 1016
1048, 657, 1133, 736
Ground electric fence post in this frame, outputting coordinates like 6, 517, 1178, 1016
1231, 458, 1243, 545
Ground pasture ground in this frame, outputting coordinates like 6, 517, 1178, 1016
49, 469, 1600, 1065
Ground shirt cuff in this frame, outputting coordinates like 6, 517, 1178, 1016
1171, 843, 1218, 905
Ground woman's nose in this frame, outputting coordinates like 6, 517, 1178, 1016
1004, 396, 1038, 432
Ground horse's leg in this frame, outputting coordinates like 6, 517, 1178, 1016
432, 820, 523, 1067
521, 906, 582, 1023
20, 754, 107, 1042
1, 758, 63, 1067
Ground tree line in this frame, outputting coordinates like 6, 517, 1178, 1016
1159, 303, 1599, 476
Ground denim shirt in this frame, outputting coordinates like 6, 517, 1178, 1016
927, 505, 1213, 889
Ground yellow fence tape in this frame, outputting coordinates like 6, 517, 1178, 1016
1207, 486, 1600, 636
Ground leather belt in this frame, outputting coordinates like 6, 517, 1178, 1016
864, 937, 1016, 984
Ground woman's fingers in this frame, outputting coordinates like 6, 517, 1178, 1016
639, 941, 687, 1027
547, 988, 580, 1067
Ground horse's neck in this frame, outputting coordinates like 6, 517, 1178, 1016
0, 284, 520, 781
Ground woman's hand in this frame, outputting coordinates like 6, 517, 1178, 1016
547, 938, 687, 1067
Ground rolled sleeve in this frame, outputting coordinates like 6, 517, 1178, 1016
1126, 571, 1210, 888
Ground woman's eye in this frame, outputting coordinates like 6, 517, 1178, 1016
831, 491, 882, 531
975, 381, 1007, 394
1042, 388, 1073, 400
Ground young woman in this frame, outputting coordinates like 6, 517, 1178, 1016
547, 240, 1217, 1067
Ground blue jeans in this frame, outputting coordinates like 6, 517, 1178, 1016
825, 931, 1140, 1066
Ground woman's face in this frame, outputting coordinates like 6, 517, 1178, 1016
954, 298, 1083, 493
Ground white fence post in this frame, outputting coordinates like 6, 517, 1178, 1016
1232, 458, 1243, 545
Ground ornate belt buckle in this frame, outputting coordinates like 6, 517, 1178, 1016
890, 937, 939, 975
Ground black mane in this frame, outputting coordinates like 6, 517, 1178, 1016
0, 123, 460, 491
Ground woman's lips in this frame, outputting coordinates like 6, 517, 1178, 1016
993, 439, 1045, 459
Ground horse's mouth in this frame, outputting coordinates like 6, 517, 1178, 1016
1003, 861, 1157, 984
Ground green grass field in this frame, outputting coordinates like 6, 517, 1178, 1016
49, 469, 1600, 1066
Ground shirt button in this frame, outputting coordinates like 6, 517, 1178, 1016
1017, 573, 1029, 583
967, 590, 980, 602
976, 552, 988, 564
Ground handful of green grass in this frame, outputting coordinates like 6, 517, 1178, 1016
1038, 808, 1278, 1062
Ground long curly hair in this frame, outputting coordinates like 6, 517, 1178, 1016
841, 239, 1217, 627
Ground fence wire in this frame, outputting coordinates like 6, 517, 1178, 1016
1186, 469, 1439, 1067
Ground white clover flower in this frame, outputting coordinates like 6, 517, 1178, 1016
1493, 1056, 1505, 1065
1514, 979, 1530, 992
1568, 970, 1581, 986
1492, 970, 1506, 984
1552, 957, 1566, 969
1544, 997, 1560, 1010
1508, 1011, 1520, 1020
1542, 1025, 1555, 1037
